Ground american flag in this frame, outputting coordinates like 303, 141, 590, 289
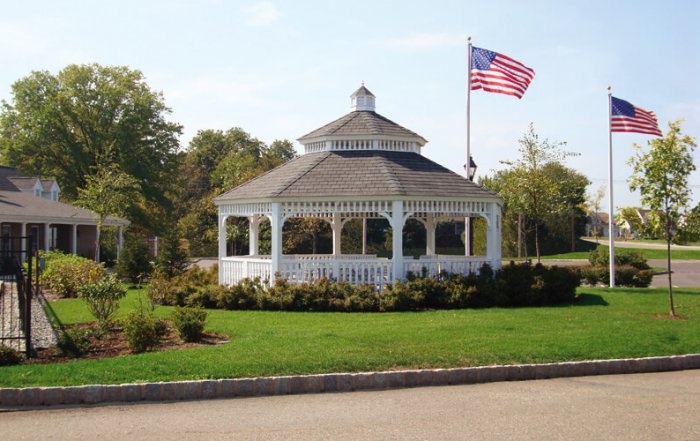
470, 46, 535, 99
610, 96, 662, 136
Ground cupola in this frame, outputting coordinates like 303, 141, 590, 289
350, 83, 376, 112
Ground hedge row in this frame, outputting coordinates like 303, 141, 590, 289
151, 263, 581, 312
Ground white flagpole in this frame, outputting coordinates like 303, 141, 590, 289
607, 86, 616, 288
465, 36, 473, 257
466, 36, 472, 180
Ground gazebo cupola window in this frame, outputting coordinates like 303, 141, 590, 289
214, 85, 503, 289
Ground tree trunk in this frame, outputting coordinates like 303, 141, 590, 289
535, 223, 541, 263
571, 210, 576, 252
666, 208, 676, 317
517, 212, 522, 258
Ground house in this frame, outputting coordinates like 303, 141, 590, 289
0, 166, 129, 261
617, 208, 654, 239
586, 212, 619, 238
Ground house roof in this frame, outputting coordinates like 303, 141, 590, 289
0, 166, 127, 226
40, 179, 58, 191
297, 111, 427, 144
351, 84, 375, 97
0, 190, 128, 226
7, 177, 40, 191
215, 150, 498, 201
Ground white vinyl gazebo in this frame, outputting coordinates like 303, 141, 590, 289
214, 86, 502, 289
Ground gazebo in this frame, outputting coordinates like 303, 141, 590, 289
214, 85, 502, 289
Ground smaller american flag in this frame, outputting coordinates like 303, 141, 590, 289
610, 96, 662, 136
470, 46, 535, 99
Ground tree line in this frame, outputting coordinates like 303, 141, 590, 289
0, 63, 696, 265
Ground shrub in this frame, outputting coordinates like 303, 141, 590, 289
39, 251, 105, 298
171, 307, 208, 342
155, 231, 190, 278
122, 307, 166, 353
115, 235, 152, 284
56, 327, 95, 358
147, 271, 172, 308
78, 275, 127, 326
0, 344, 21, 366
158, 265, 219, 307
578, 265, 652, 288
589, 248, 650, 270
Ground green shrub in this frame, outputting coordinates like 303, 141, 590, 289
578, 265, 652, 288
78, 274, 127, 326
155, 231, 190, 278
56, 327, 95, 358
158, 265, 219, 307
171, 307, 208, 342
39, 251, 105, 298
122, 307, 166, 353
147, 271, 172, 308
589, 248, 650, 270
0, 344, 22, 366
115, 235, 152, 284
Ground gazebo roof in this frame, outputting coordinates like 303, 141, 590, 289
214, 150, 497, 201
298, 111, 427, 144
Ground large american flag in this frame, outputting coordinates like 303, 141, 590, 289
610, 96, 662, 136
470, 46, 535, 99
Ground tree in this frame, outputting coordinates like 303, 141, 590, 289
628, 120, 696, 317
176, 128, 297, 256
115, 234, 153, 284
0, 63, 182, 231
587, 185, 606, 242
677, 203, 700, 244
76, 163, 140, 262
499, 124, 575, 261
615, 207, 643, 240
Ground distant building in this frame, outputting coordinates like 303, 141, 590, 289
0, 166, 129, 260
586, 212, 619, 238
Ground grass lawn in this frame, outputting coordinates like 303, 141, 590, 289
2, 287, 699, 388
530, 246, 700, 261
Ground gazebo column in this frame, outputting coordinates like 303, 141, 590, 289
465, 217, 472, 257
248, 215, 260, 256
361, 218, 367, 255
425, 214, 436, 255
218, 215, 228, 285
391, 200, 405, 281
270, 203, 283, 284
331, 212, 342, 255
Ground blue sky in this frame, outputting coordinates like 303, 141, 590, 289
1, 0, 698, 209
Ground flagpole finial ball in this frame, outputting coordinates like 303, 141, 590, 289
467, 36, 471, 42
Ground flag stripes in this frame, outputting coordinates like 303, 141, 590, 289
470, 46, 535, 99
610, 96, 662, 136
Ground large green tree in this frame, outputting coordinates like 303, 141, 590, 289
498, 124, 577, 261
177, 128, 296, 256
628, 120, 696, 317
0, 63, 182, 230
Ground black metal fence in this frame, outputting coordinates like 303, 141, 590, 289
0, 236, 38, 355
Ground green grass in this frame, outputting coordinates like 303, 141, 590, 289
2, 286, 699, 388
529, 246, 700, 261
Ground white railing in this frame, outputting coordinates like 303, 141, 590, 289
221, 256, 272, 285
221, 255, 492, 290
404, 255, 491, 278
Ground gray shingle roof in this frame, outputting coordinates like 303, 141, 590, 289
7, 177, 39, 191
0, 190, 127, 225
298, 111, 427, 143
351, 85, 374, 97
215, 151, 498, 201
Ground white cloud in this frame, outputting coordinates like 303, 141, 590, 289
244, 1, 281, 26
384, 32, 465, 52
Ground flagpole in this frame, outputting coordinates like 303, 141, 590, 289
607, 86, 616, 288
465, 36, 473, 257
466, 36, 472, 180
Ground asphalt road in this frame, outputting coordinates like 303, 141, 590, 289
3, 370, 699, 441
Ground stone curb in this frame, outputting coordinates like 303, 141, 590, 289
2, 354, 699, 408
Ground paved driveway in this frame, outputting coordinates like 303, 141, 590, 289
2, 370, 699, 441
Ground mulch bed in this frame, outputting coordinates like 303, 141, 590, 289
25, 322, 229, 365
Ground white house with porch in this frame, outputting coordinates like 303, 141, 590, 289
214, 86, 502, 289
0, 166, 129, 260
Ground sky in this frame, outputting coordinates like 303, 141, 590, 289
1, 0, 699, 210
